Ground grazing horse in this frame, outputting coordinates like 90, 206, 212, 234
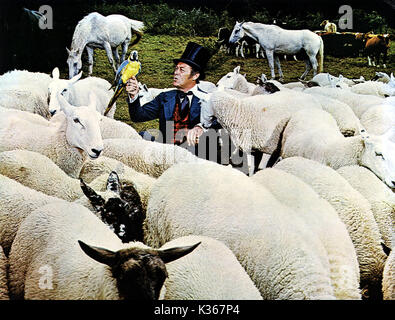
229, 22, 324, 81
320, 20, 337, 33
66, 12, 144, 79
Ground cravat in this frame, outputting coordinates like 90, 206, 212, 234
177, 91, 193, 117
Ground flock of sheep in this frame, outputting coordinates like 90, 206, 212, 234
0, 62, 394, 300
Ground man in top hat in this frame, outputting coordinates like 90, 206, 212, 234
125, 42, 218, 148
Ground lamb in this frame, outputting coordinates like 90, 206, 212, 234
303, 87, 384, 118
102, 138, 204, 178
216, 66, 257, 94
144, 161, 358, 299
382, 247, 394, 300
0, 174, 63, 256
279, 107, 395, 189
0, 69, 52, 119
336, 165, 395, 249
0, 246, 9, 300
81, 156, 155, 210
8, 201, 199, 300
78, 171, 145, 243
48, 67, 117, 118
160, 235, 262, 300
251, 167, 360, 299
0, 93, 103, 178
274, 157, 388, 299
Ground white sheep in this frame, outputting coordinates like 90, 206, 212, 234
251, 167, 360, 299
0, 94, 103, 178
0, 69, 52, 119
303, 87, 384, 118
160, 235, 262, 300
145, 161, 355, 299
383, 248, 394, 300
102, 138, 204, 178
99, 115, 142, 140
274, 157, 388, 299
48, 67, 117, 118
0, 174, 63, 255
359, 103, 395, 142
0, 150, 83, 201
280, 107, 395, 189
336, 165, 395, 250
216, 66, 257, 94
350, 80, 395, 97
8, 201, 199, 300
208, 88, 359, 175
0, 246, 9, 300
372, 71, 391, 84
0, 88, 51, 119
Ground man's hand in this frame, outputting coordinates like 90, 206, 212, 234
125, 76, 139, 99
187, 126, 204, 146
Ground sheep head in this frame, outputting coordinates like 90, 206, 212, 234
48, 67, 82, 115
360, 128, 395, 189
78, 240, 200, 300
57, 93, 103, 160
79, 171, 145, 243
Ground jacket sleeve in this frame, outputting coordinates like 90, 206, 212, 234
128, 94, 161, 122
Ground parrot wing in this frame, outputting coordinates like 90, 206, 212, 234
110, 59, 130, 90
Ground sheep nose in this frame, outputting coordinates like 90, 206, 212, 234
91, 148, 102, 157
50, 110, 57, 116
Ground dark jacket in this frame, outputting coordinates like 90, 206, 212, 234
128, 88, 219, 143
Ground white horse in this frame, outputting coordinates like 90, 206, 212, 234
229, 21, 324, 81
66, 12, 144, 79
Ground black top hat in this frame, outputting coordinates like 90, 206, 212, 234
173, 42, 210, 80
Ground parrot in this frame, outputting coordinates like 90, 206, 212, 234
104, 50, 141, 116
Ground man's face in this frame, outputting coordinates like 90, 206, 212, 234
173, 62, 199, 90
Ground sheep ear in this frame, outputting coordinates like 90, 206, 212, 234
157, 242, 201, 264
70, 71, 82, 84
234, 66, 240, 74
106, 171, 121, 194
66, 47, 71, 55
78, 240, 117, 266
80, 178, 105, 208
52, 67, 60, 79
57, 93, 74, 116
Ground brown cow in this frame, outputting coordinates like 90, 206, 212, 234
361, 33, 391, 68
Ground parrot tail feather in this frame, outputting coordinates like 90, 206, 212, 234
104, 87, 123, 116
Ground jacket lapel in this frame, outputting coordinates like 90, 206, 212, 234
163, 90, 177, 120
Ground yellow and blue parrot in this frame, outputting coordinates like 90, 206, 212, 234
104, 50, 141, 116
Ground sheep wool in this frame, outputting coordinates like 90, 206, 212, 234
161, 235, 262, 300
383, 248, 395, 300
337, 165, 395, 249
252, 168, 361, 299
145, 161, 341, 300
102, 138, 204, 178
0, 150, 83, 201
0, 246, 9, 300
274, 157, 388, 298
0, 174, 63, 255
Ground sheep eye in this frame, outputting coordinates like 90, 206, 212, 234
61, 89, 68, 94
73, 118, 81, 124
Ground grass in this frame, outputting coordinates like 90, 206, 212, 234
58, 34, 395, 132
